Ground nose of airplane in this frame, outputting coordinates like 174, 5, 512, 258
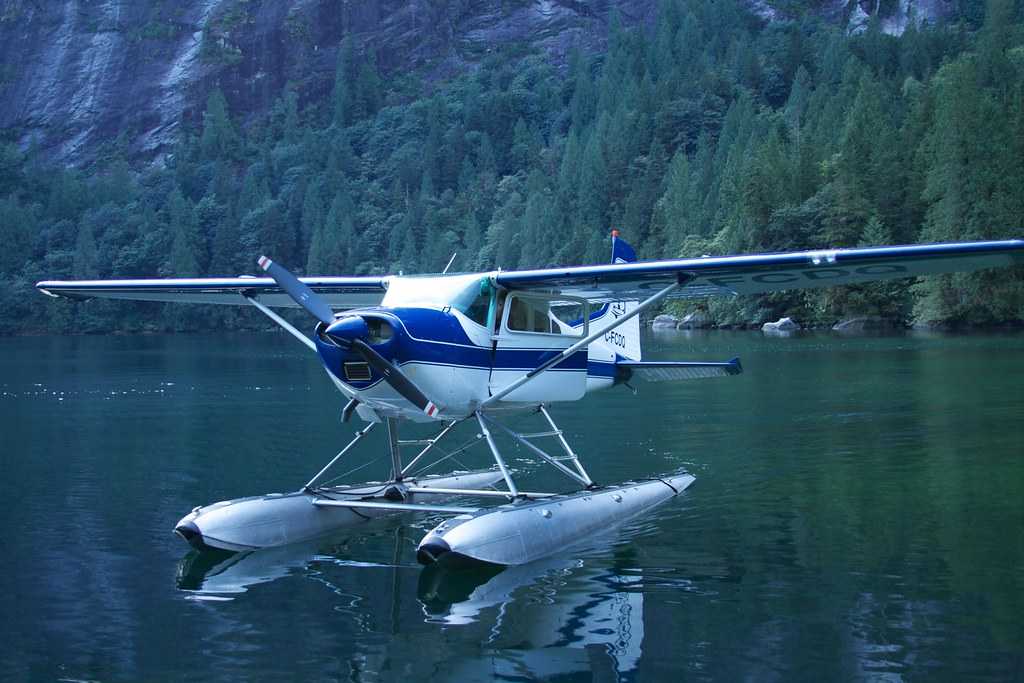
324, 315, 369, 346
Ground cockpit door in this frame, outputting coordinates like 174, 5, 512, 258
488, 293, 589, 403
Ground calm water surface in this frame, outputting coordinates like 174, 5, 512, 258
1, 330, 1022, 681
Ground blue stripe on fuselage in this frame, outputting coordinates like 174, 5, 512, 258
587, 360, 616, 378
389, 307, 478, 346
314, 305, 590, 390
389, 306, 587, 370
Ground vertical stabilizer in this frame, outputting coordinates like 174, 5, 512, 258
588, 231, 642, 360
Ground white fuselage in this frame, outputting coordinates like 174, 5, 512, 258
314, 274, 630, 422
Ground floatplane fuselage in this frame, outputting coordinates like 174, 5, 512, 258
313, 272, 630, 424
37, 233, 1024, 566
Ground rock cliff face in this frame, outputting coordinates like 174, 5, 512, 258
0, 0, 949, 165
845, 0, 955, 34
1, 0, 226, 160
0, 0, 659, 163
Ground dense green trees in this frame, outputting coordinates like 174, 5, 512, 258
1, 0, 1022, 334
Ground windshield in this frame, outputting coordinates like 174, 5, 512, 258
381, 274, 493, 327
450, 278, 492, 326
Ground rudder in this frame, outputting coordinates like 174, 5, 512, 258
589, 231, 642, 361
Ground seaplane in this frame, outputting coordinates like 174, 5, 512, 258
37, 232, 1023, 567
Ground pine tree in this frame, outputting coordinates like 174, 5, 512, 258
0, 198, 32, 276
165, 190, 201, 276
915, 52, 1024, 325
569, 51, 597, 129
651, 149, 693, 255
73, 216, 98, 278
354, 50, 383, 120
575, 127, 609, 263
199, 89, 238, 161
332, 37, 354, 127
321, 190, 355, 273
510, 118, 537, 170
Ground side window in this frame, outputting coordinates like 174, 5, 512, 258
504, 295, 586, 337
508, 297, 553, 333
550, 302, 586, 334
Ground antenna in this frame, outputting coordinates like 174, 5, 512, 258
442, 252, 458, 275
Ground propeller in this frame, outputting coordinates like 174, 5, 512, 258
258, 256, 441, 417
258, 256, 335, 325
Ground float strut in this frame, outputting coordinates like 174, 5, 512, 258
386, 418, 403, 482
481, 413, 590, 488
475, 411, 519, 498
538, 405, 593, 486
304, 422, 376, 490
400, 420, 461, 477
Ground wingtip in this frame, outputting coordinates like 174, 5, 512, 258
257, 256, 272, 271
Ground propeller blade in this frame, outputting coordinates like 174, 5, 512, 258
257, 256, 335, 325
350, 339, 440, 417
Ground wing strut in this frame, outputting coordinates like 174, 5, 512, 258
243, 294, 317, 352
480, 277, 690, 408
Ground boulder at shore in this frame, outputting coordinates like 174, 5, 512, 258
678, 312, 713, 329
651, 314, 679, 329
832, 317, 901, 333
762, 317, 800, 335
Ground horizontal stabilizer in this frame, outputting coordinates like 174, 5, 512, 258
615, 358, 742, 383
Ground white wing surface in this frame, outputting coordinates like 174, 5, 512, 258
494, 240, 1024, 303
36, 275, 388, 310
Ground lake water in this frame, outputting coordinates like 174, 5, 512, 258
1, 330, 1022, 681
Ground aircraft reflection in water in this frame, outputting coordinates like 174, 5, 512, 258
177, 522, 650, 680
421, 560, 646, 678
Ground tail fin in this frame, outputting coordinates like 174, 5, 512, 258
611, 229, 637, 264
589, 231, 642, 360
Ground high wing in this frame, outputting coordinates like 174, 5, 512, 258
36, 275, 388, 310
35, 240, 1023, 308
494, 240, 1024, 303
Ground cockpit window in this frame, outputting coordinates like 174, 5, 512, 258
450, 277, 492, 327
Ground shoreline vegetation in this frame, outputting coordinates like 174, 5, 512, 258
2, 0, 1022, 336
7, 315, 1023, 338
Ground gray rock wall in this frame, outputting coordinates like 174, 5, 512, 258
0, 0, 657, 163
0, 0, 951, 164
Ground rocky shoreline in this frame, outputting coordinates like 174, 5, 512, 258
649, 313, 1024, 334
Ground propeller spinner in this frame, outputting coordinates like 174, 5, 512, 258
258, 256, 441, 417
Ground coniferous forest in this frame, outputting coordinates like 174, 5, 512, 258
1, 0, 1023, 334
